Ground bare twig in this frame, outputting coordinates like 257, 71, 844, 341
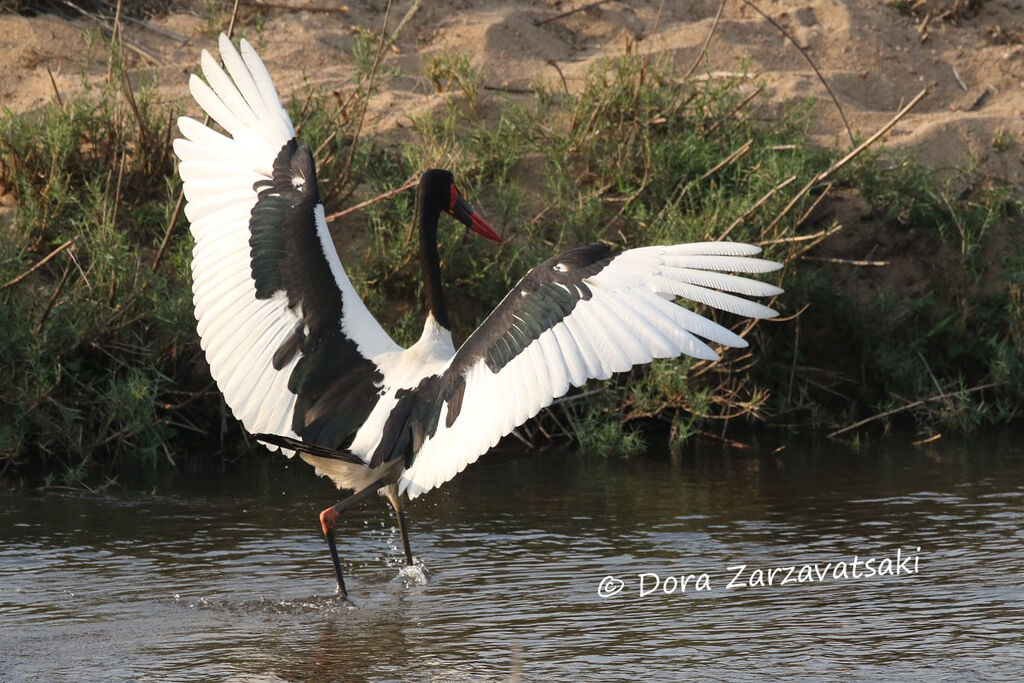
45, 65, 64, 107
546, 59, 570, 95
739, 0, 854, 146
116, 34, 160, 65
827, 381, 1006, 439
120, 70, 146, 146
768, 301, 811, 323
110, 150, 127, 230
539, 404, 572, 439
951, 64, 968, 91
784, 223, 846, 261
312, 128, 337, 163
698, 429, 752, 449
634, 0, 667, 90
338, 0, 394, 188
690, 71, 754, 82
720, 175, 798, 240
58, 0, 160, 64
918, 10, 933, 42
153, 192, 186, 272
824, 88, 927, 175
646, 0, 666, 40
763, 87, 928, 238
552, 388, 608, 406
106, 0, 123, 82
238, 0, 350, 12
701, 139, 753, 180
918, 351, 944, 395
794, 182, 832, 227
153, 0, 241, 272
67, 246, 91, 290
683, 0, 726, 81
120, 15, 187, 43
507, 428, 533, 449
2, 238, 78, 290
800, 255, 888, 266
36, 261, 72, 334
757, 223, 841, 246
227, 0, 242, 40
482, 84, 534, 94
390, 0, 421, 41
704, 85, 763, 136
324, 179, 417, 222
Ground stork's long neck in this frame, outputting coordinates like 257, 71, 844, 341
419, 207, 450, 330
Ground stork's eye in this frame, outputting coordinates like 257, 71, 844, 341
449, 183, 459, 211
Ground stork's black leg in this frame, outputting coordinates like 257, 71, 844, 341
319, 478, 386, 596
323, 526, 346, 595
384, 485, 414, 566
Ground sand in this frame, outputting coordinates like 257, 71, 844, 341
1, 0, 1021, 189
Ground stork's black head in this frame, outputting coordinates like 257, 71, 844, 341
417, 169, 502, 242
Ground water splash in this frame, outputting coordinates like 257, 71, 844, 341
394, 558, 429, 588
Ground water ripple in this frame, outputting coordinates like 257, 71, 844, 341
2, 437, 1023, 680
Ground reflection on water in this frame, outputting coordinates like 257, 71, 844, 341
2, 435, 1023, 680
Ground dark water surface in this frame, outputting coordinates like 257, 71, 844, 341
2, 435, 1022, 681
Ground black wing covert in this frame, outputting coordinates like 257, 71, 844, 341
367, 243, 616, 467
247, 140, 385, 450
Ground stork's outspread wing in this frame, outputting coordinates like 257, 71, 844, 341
174, 35, 400, 453
381, 242, 782, 498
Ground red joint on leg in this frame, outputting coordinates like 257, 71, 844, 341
319, 507, 339, 536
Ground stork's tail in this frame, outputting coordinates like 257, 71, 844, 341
253, 434, 365, 465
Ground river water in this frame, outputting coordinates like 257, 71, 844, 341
2, 435, 1022, 681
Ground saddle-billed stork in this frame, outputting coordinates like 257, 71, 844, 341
174, 35, 784, 595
